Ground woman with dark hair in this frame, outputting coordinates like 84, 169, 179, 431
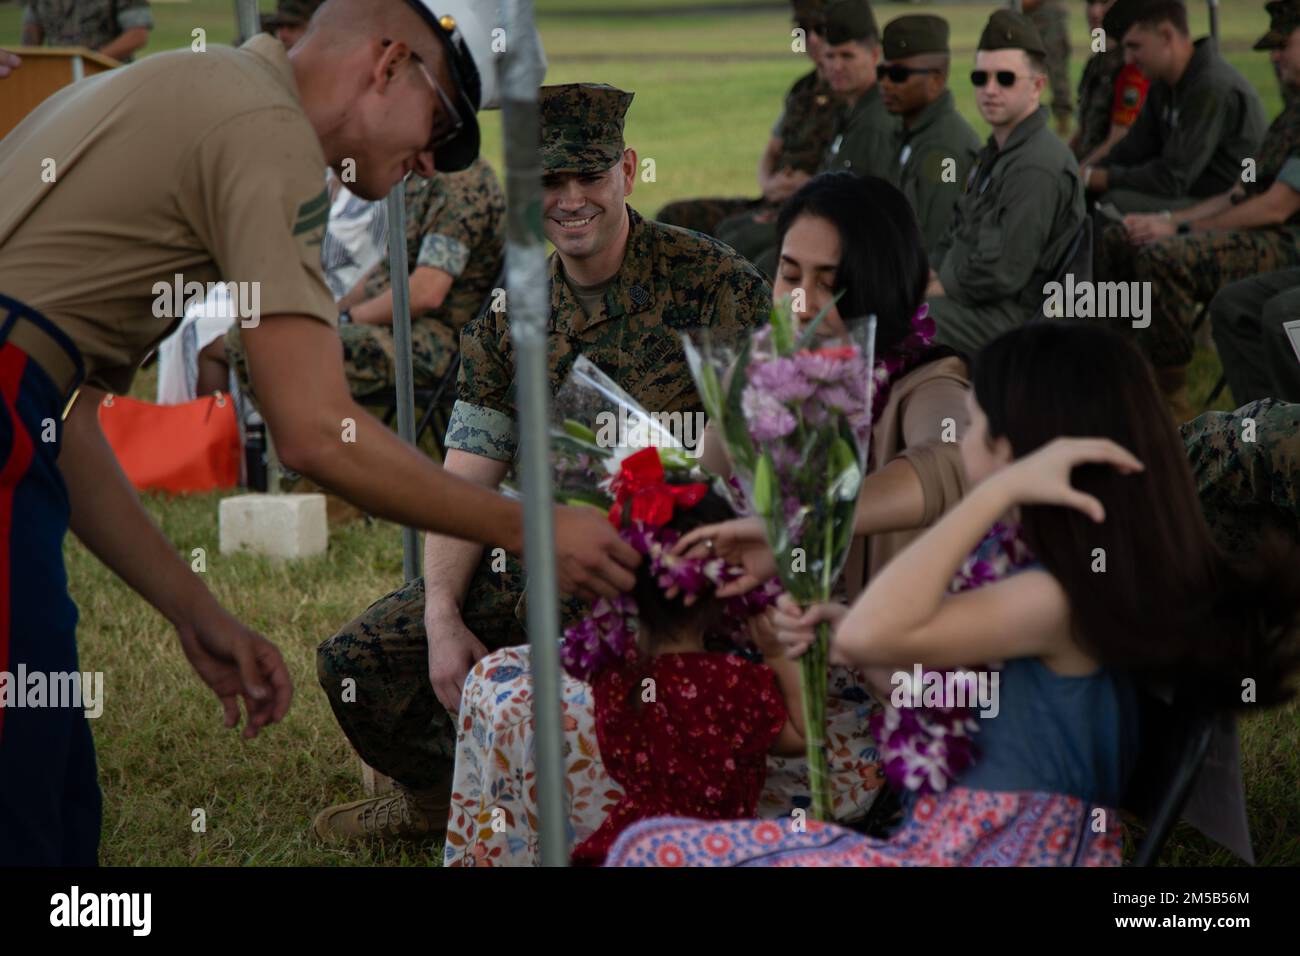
606, 323, 1300, 867
695, 171, 971, 601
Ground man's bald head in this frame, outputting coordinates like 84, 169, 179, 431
302, 0, 452, 90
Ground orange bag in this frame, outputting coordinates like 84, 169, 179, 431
98, 392, 241, 494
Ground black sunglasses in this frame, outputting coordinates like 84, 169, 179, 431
877, 64, 940, 83
970, 70, 1027, 88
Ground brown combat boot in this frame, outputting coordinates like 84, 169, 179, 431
312, 784, 450, 843
1153, 366, 1197, 425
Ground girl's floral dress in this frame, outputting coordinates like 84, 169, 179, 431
443, 646, 885, 866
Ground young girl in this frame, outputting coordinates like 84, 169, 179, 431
443, 481, 820, 866
567, 486, 807, 865
607, 322, 1300, 866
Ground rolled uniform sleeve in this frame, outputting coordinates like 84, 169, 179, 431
1104, 86, 1227, 197
116, 0, 154, 31
415, 173, 486, 279
446, 310, 519, 462
938, 168, 1064, 305
893, 376, 969, 525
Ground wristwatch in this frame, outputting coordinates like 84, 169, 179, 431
339, 309, 352, 324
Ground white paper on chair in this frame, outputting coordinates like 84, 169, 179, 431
1284, 319, 1300, 365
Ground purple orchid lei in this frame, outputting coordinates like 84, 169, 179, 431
560, 521, 783, 683
868, 521, 1035, 796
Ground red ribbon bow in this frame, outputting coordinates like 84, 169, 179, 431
608, 447, 707, 527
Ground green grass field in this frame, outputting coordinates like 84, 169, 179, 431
2, 0, 1296, 866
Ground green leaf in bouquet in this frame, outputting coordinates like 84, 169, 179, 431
562, 494, 611, 510
826, 434, 863, 502
658, 446, 693, 472
770, 300, 795, 356
552, 433, 607, 460
794, 290, 846, 351
562, 418, 600, 446
752, 450, 776, 519
720, 335, 756, 472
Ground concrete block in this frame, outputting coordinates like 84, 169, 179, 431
219, 493, 328, 559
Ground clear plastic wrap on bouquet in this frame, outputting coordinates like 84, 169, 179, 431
683, 299, 877, 821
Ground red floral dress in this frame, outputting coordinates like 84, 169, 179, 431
571, 653, 789, 865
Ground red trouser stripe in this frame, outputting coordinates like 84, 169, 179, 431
0, 343, 34, 742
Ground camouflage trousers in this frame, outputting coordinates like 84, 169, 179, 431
316, 553, 527, 792
1097, 222, 1300, 368
338, 319, 459, 397
223, 317, 459, 410
1181, 397, 1300, 555
1028, 2, 1072, 124
656, 196, 763, 238
1210, 267, 1300, 405
317, 551, 588, 791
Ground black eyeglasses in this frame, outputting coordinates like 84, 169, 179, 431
970, 70, 1029, 88
381, 39, 464, 151
877, 64, 940, 83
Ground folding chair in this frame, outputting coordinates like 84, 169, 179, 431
357, 353, 460, 460
1122, 691, 1219, 866
1189, 304, 1230, 408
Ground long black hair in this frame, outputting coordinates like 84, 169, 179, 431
776, 172, 936, 356
972, 322, 1300, 709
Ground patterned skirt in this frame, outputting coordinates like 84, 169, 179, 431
444, 646, 885, 866
605, 788, 1124, 867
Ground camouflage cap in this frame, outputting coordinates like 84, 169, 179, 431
1102, 0, 1187, 41
539, 83, 635, 175
823, 0, 879, 46
263, 0, 324, 29
1254, 0, 1300, 50
883, 15, 950, 59
978, 9, 1047, 56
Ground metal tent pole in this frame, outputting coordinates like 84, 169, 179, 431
500, 0, 567, 866
386, 186, 421, 584
234, 0, 260, 45
1208, 0, 1220, 41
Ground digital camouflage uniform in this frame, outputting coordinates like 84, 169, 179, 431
316, 84, 772, 794
656, 69, 839, 238
341, 156, 505, 396
22, 0, 152, 59
1094, 95, 1300, 370
1182, 399, 1300, 555
225, 158, 504, 406
1024, 0, 1072, 127
1211, 267, 1300, 405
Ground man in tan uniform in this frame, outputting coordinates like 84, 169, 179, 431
0, 0, 638, 866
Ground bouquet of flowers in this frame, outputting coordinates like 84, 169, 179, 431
682, 299, 876, 821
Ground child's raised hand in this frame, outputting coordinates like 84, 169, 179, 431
770, 594, 850, 660
994, 437, 1144, 523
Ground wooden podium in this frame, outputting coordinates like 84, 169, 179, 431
0, 46, 120, 141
